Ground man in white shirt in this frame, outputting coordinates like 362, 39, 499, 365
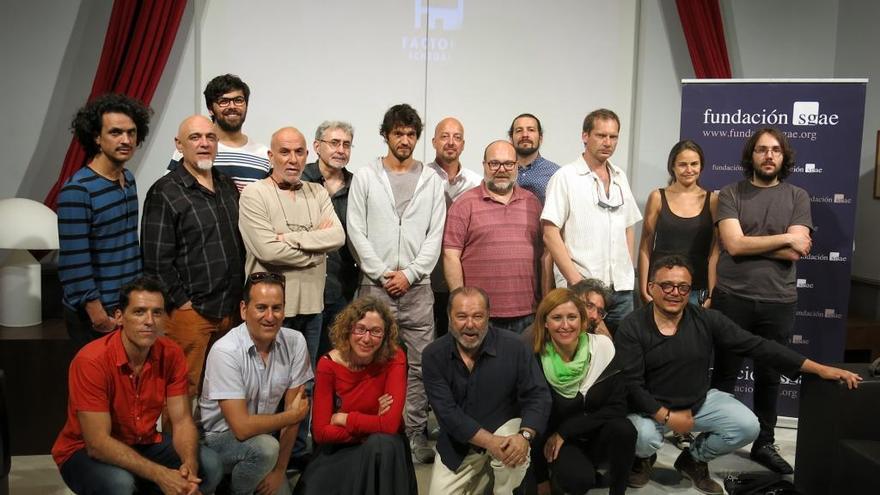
542, 108, 641, 333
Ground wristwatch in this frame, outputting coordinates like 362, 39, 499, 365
519, 429, 533, 442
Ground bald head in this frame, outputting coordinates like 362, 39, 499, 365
175, 115, 218, 171
432, 117, 465, 166
483, 140, 515, 161
482, 140, 518, 195
268, 126, 309, 186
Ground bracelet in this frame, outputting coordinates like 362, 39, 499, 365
663, 409, 671, 425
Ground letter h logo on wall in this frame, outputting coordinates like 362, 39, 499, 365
415, 0, 464, 31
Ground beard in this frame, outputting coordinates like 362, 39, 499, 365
486, 178, 514, 194
514, 141, 539, 157
196, 159, 213, 171
753, 161, 781, 182
391, 146, 413, 162
215, 111, 244, 132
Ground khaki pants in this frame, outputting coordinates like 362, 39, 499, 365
429, 418, 528, 495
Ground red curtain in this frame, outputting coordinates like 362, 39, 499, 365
675, 0, 732, 79
45, 0, 187, 210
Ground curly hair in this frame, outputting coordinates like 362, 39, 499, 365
531, 288, 589, 354
740, 127, 795, 181
329, 296, 399, 365
71, 93, 152, 159
203, 73, 250, 109
380, 103, 423, 139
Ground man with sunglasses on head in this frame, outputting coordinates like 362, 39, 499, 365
443, 140, 547, 335
167, 74, 270, 192
199, 272, 313, 495
709, 127, 814, 475
616, 255, 859, 494
542, 108, 641, 334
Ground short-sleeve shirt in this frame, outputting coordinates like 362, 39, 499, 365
443, 183, 543, 317
715, 180, 813, 303
517, 155, 559, 205
427, 161, 482, 207
199, 322, 314, 434
541, 156, 642, 290
51, 331, 188, 467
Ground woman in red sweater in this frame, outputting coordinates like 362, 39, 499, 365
294, 296, 417, 495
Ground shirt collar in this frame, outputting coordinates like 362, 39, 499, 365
109, 329, 159, 369
573, 154, 621, 178
479, 181, 524, 204
521, 155, 546, 171
444, 326, 499, 361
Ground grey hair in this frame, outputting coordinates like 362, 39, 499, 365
314, 120, 354, 141
570, 278, 612, 307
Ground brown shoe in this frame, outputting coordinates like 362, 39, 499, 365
674, 448, 723, 495
627, 453, 656, 488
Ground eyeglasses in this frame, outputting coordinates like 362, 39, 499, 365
594, 179, 624, 211
584, 301, 607, 320
351, 324, 385, 338
318, 139, 353, 150
654, 282, 691, 295
753, 146, 782, 156
216, 96, 246, 107
485, 160, 516, 171
247, 272, 285, 286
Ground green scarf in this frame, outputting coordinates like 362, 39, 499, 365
541, 333, 591, 399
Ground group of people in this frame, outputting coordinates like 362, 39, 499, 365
50, 73, 862, 495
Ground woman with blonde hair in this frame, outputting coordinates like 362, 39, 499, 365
294, 296, 416, 495
530, 288, 635, 495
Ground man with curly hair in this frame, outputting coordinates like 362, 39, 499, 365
57, 93, 151, 348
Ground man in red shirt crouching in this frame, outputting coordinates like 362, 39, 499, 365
52, 277, 222, 494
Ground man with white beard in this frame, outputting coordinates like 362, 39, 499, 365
142, 115, 246, 398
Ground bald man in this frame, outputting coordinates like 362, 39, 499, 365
238, 126, 344, 368
426, 117, 481, 339
142, 115, 246, 398
443, 141, 547, 334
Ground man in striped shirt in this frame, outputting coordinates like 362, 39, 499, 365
57, 93, 152, 349
166, 74, 270, 192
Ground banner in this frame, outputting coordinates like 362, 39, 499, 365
680, 79, 867, 417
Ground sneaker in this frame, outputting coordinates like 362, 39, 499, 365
409, 433, 435, 464
672, 431, 695, 450
627, 453, 656, 488
674, 448, 723, 495
750, 443, 793, 474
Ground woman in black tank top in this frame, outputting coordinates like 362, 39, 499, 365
638, 140, 719, 307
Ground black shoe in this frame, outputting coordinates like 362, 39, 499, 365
750, 443, 793, 474
288, 452, 313, 473
672, 432, 695, 450
627, 453, 656, 488
674, 448, 723, 495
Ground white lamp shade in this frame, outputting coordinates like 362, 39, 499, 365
0, 198, 60, 249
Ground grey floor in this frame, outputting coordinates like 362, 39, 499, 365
9, 427, 796, 494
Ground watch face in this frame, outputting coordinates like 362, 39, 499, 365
521, 430, 532, 440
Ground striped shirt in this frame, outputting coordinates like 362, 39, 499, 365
141, 165, 245, 319
57, 167, 141, 311
167, 139, 270, 192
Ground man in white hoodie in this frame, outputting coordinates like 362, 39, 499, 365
347, 103, 446, 463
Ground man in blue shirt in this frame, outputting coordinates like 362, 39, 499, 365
508, 113, 559, 204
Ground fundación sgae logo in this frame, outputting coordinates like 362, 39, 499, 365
802, 251, 848, 262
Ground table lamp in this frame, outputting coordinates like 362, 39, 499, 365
0, 198, 60, 327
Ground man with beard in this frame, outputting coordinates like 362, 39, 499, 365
142, 115, 246, 398
443, 141, 546, 335
58, 94, 151, 349
570, 278, 613, 338
423, 286, 551, 494
508, 113, 559, 204
617, 255, 858, 493
709, 127, 813, 474
167, 74, 270, 191
301, 121, 359, 355
542, 108, 641, 334
427, 117, 481, 337
347, 103, 446, 464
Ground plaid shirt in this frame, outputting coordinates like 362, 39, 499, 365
141, 165, 244, 319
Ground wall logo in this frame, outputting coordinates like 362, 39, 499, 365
804, 163, 823, 174
415, 0, 463, 31
810, 193, 853, 204
405, 0, 463, 61
792, 101, 840, 126
796, 308, 843, 319
802, 251, 848, 262
791, 334, 810, 345
796, 278, 814, 289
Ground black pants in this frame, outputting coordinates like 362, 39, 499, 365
710, 289, 797, 446
433, 290, 449, 338
531, 417, 636, 495
63, 305, 112, 351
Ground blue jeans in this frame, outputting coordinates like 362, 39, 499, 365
627, 389, 759, 463
605, 290, 634, 334
203, 431, 291, 495
59, 434, 222, 494
489, 314, 536, 335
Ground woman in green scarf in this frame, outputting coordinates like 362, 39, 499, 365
529, 288, 635, 495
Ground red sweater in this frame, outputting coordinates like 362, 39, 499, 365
312, 347, 407, 444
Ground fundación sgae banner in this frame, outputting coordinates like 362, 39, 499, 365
680, 79, 867, 417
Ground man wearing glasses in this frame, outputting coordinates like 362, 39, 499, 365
167, 74, 270, 192
443, 141, 546, 335
710, 127, 813, 474
200, 272, 312, 495
616, 255, 858, 494
302, 121, 359, 357
542, 108, 641, 333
